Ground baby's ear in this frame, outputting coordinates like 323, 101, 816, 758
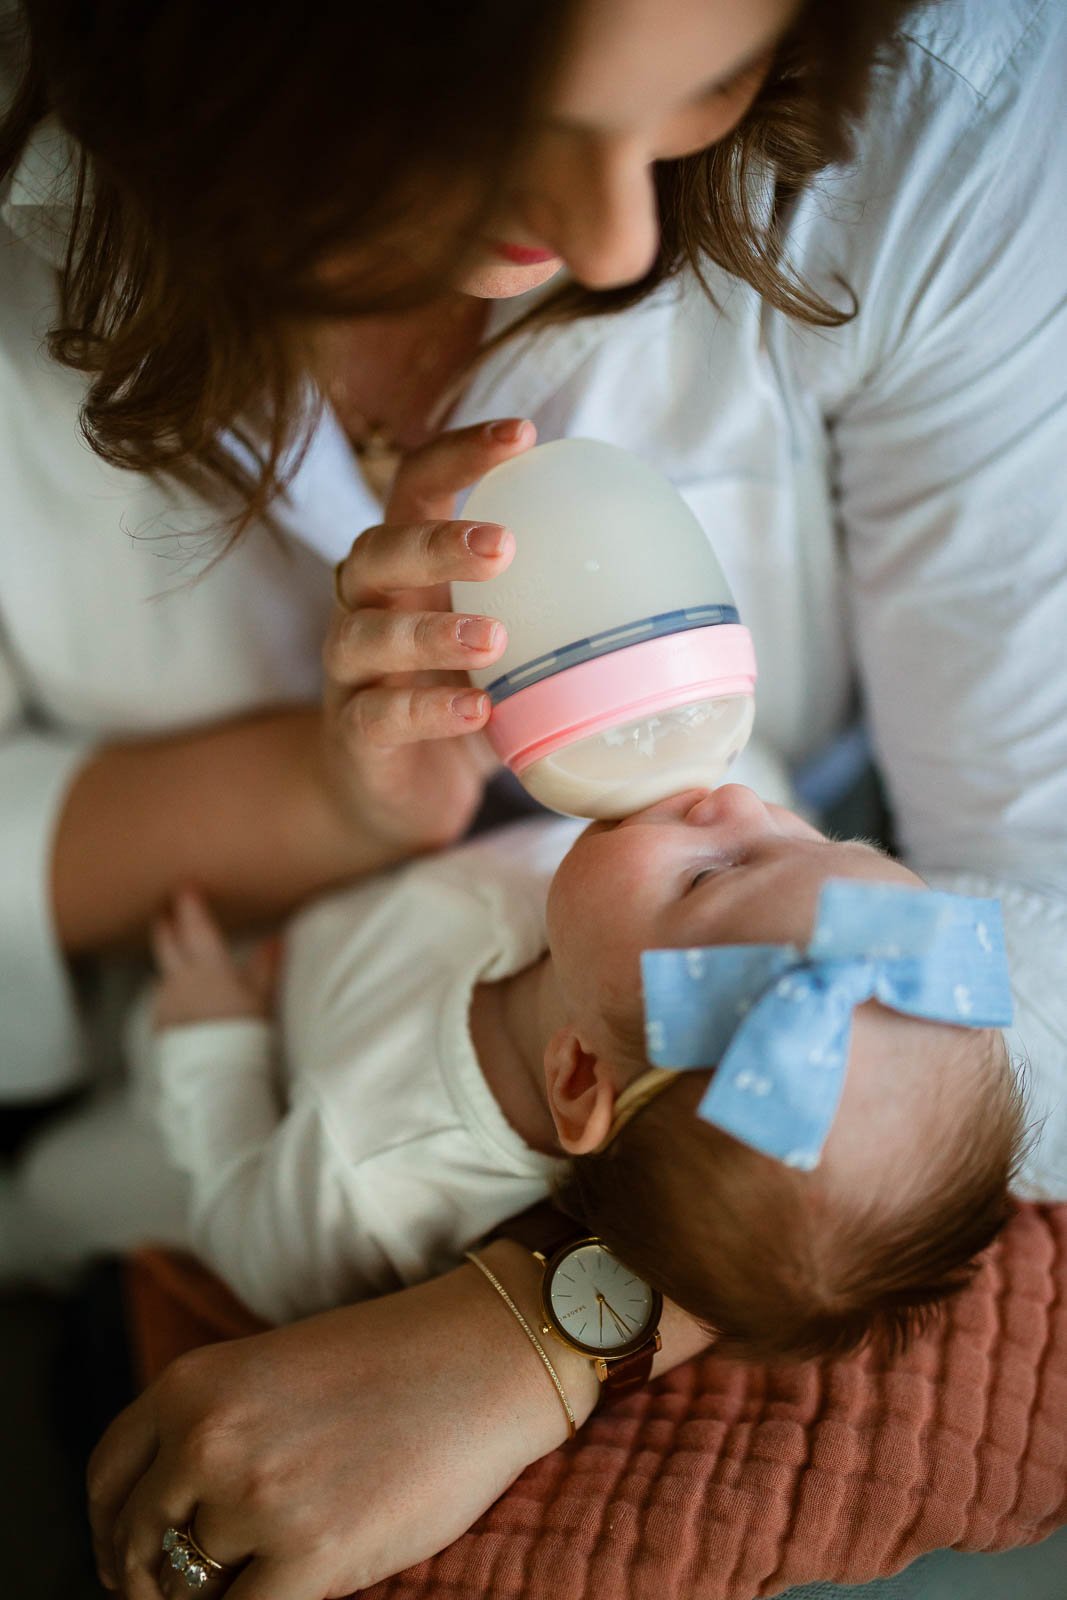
543, 1027, 617, 1155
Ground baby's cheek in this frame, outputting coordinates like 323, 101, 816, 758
548, 835, 654, 972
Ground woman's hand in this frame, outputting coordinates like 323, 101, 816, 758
321, 418, 534, 853
88, 1244, 600, 1600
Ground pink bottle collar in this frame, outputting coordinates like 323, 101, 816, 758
485, 624, 756, 773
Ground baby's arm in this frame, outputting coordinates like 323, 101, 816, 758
146, 892, 398, 1322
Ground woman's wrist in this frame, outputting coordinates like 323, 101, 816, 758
473, 1241, 712, 1420
297, 707, 419, 875
472, 1240, 601, 1449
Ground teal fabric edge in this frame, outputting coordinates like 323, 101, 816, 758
770, 1522, 1067, 1600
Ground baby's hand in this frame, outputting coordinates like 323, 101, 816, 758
151, 889, 280, 1030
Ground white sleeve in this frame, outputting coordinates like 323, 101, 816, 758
149, 1019, 399, 1324
0, 639, 95, 1098
825, 22, 1067, 1194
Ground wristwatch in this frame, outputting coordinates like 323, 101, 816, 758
489, 1205, 663, 1399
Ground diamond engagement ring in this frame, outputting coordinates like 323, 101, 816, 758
162, 1526, 229, 1590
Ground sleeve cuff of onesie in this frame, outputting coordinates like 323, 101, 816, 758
923, 870, 1067, 1202
0, 729, 96, 1099
150, 1017, 281, 1182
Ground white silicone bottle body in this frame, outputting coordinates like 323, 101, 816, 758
452, 439, 754, 818
454, 439, 736, 687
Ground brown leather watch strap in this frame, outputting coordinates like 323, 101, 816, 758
480, 1201, 587, 1258
598, 1339, 659, 1397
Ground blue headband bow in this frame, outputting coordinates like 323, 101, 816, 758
640, 879, 1013, 1170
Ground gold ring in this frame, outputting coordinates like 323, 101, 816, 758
333, 558, 351, 611
185, 1527, 227, 1576
161, 1526, 230, 1589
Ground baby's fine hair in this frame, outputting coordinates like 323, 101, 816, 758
556, 1027, 1028, 1364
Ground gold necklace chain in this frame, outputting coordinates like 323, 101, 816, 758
324, 295, 485, 498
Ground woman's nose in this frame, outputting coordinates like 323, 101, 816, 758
516, 135, 661, 290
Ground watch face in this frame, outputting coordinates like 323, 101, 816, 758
543, 1240, 661, 1358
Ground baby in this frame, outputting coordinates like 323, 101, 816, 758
142, 784, 1026, 1361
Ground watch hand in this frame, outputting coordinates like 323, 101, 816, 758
601, 1292, 633, 1331
599, 1298, 604, 1343
600, 1295, 634, 1338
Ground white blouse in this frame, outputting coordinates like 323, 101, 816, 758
1, 0, 1065, 1193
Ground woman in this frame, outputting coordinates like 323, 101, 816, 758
1, 0, 1064, 1594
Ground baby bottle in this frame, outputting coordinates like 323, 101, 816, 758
452, 438, 757, 819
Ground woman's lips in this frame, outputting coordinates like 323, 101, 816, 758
490, 240, 559, 266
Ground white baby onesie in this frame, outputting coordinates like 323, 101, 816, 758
138, 818, 580, 1325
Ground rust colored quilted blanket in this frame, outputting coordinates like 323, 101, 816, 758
125, 1203, 1067, 1599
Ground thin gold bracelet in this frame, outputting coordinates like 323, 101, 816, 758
464, 1249, 577, 1439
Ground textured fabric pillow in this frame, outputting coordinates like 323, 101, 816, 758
125, 1203, 1067, 1599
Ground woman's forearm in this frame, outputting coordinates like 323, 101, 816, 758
475, 1241, 601, 1443
654, 1291, 715, 1373
52, 705, 407, 953
89, 1235, 713, 1594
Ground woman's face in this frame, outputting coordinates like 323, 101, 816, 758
459, 0, 797, 299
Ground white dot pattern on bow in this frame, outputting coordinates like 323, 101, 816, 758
645, 1019, 666, 1054
807, 1044, 840, 1067
784, 1148, 818, 1171
954, 983, 973, 1016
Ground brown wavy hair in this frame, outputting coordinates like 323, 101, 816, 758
1, 0, 918, 530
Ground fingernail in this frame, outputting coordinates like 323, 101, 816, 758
451, 690, 489, 721
487, 418, 529, 444
465, 522, 506, 558
457, 617, 499, 652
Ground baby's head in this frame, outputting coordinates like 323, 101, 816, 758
540, 786, 1027, 1362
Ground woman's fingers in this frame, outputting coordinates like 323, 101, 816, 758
386, 416, 535, 524
332, 414, 534, 606
324, 603, 506, 688
86, 1397, 162, 1590
159, 1565, 228, 1600
110, 1457, 197, 1600
314, 419, 529, 849
219, 1554, 335, 1600
342, 683, 491, 748
334, 516, 513, 612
